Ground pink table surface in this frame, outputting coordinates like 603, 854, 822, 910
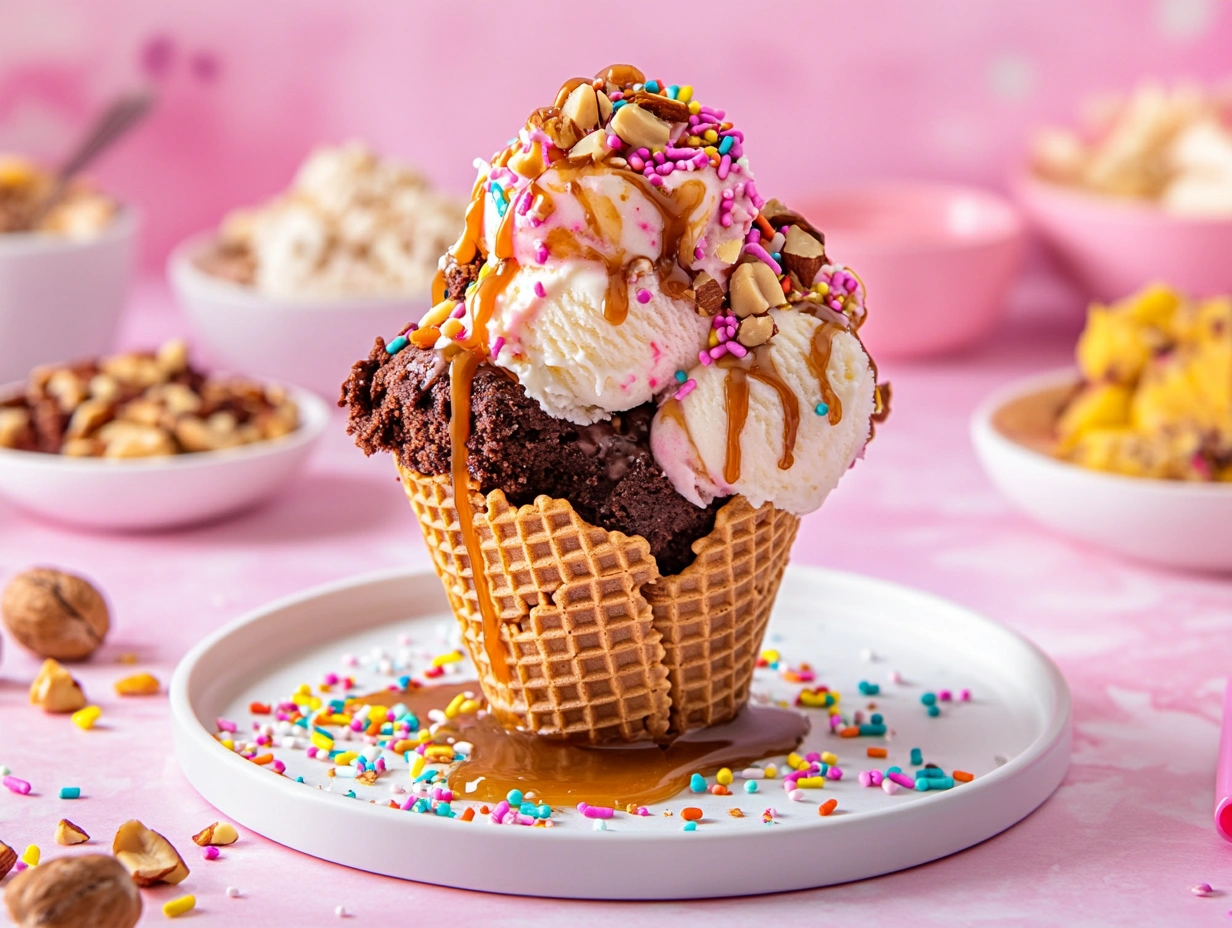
1, 278, 1230, 927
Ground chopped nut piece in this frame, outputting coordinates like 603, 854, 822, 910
0, 840, 17, 879
55, 819, 90, 845
626, 90, 691, 124
729, 262, 789, 317
716, 238, 743, 265
561, 82, 600, 132
692, 272, 725, 315
596, 90, 613, 124
97, 422, 175, 459
781, 225, 826, 288
100, 353, 163, 389
191, 822, 238, 847
65, 399, 112, 439
4, 854, 141, 928
567, 131, 611, 163
155, 338, 189, 375
610, 103, 671, 151
114, 672, 160, 696
30, 659, 88, 713
112, 820, 189, 887
0, 407, 32, 448
87, 374, 120, 403
737, 314, 777, 348
2, 568, 110, 660
46, 370, 88, 413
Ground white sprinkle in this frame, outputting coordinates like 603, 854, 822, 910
226, 886, 241, 898
888, 670, 903, 683
341, 654, 358, 667
390, 784, 406, 795
593, 819, 607, 832
882, 779, 899, 795
397, 634, 412, 645
788, 789, 807, 802
860, 648, 875, 662
740, 767, 766, 780
0, 765, 9, 776
335, 905, 350, 917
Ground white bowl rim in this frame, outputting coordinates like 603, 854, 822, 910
0, 207, 138, 256
1014, 170, 1232, 227
0, 381, 331, 474
971, 366, 1232, 499
797, 180, 1027, 255
168, 230, 435, 312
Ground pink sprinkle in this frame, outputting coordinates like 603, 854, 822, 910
491, 800, 511, 824
577, 802, 614, 819
888, 772, 915, 789
534, 281, 547, 298
708, 345, 727, 360
743, 242, 782, 275
533, 240, 548, 264
636, 806, 651, 816
656, 162, 675, 176
827, 766, 843, 780
375, 758, 386, 773
271, 759, 286, 774
451, 304, 466, 319
829, 715, 844, 730
697, 350, 712, 366
960, 688, 972, 702
203, 846, 221, 861
350, 718, 364, 732
401, 796, 416, 811
628, 155, 645, 172
13, 861, 27, 873
726, 342, 748, 359
939, 689, 952, 702
1192, 883, 1214, 896
306, 747, 318, 759
607, 135, 622, 150
324, 673, 339, 685
858, 771, 874, 787
889, 670, 903, 683
637, 288, 652, 304
491, 336, 506, 357
3, 776, 31, 795
674, 379, 697, 400
217, 718, 237, 734
648, 174, 664, 187
717, 154, 731, 180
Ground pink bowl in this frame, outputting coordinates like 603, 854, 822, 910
794, 182, 1026, 359
1016, 173, 1232, 301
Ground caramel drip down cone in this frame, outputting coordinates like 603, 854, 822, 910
397, 464, 798, 743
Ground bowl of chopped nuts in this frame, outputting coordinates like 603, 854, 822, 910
0, 154, 135, 384
0, 340, 329, 530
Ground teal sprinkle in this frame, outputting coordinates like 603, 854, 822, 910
859, 723, 887, 736
920, 766, 947, 778
858, 681, 880, 696
886, 766, 902, 775
313, 726, 333, 738
771, 252, 782, 263
817, 762, 829, 776
386, 335, 409, 355
295, 776, 304, 783
435, 802, 454, 816
507, 788, 524, 806
814, 403, 830, 416
871, 713, 884, 725
397, 675, 412, 689
611, 99, 627, 111
683, 821, 698, 832
537, 804, 552, 819
689, 773, 707, 793
928, 705, 941, 717
645, 79, 660, 93
59, 786, 80, 800
413, 798, 430, 813
413, 769, 437, 783
675, 370, 687, 383
921, 692, 937, 706
718, 135, 734, 155
328, 700, 346, 712
328, 749, 343, 759
519, 802, 538, 816
294, 717, 308, 728
744, 780, 758, 793
667, 84, 680, 99
910, 748, 923, 766
345, 790, 356, 798
914, 779, 931, 792
491, 183, 509, 218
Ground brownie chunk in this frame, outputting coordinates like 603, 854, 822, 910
342, 342, 724, 575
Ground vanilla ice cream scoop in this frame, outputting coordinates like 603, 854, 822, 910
401, 65, 887, 516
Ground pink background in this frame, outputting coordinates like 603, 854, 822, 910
2, 0, 1231, 270
4, 2, 1232, 925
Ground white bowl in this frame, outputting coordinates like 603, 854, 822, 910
169, 233, 431, 399
0, 384, 329, 531
0, 210, 136, 383
971, 369, 1232, 572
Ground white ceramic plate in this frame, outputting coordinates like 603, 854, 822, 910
169, 233, 430, 399
971, 368, 1232, 572
0, 384, 328, 530
170, 567, 1071, 899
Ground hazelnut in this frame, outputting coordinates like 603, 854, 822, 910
192, 822, 238, 847
596, 90, 613, 124
692, 272, 725, 315
566, 131, 611, 164
0, 841, 16, 879
729, 262, 788, 318
30, 659, 88, 713
781, 225, 826, 289
610, 103, 671, 151
2, 568, 110, 660
112, 820, 189, 887
626, 90, 691, 124
65, 399, 113, 439
4, 854, 141, 928
54, 819, 89, 846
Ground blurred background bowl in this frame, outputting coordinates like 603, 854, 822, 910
0, 381, 328, 531
0, 209, 135, 383
169, 232, 430, 399
795, 182, 1025, 361
971, 368, 1232, 573
1015, 173, 1232, 302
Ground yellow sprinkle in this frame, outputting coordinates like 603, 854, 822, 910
444, 693, 468, 719
813, 282, 830, 296
432, 651, 464, 667
114, 672, 160, 696
310, 733, 334, 753
408, 755, 426, 778
786, 752, 806, 770
764, 764, 778, 780
821, 751, 838, 766
220, 739, 234, 751
687, 100, 701, 115
458, 699, 482, 715
295, 683, 311, 695
392, 739, 417, 754
416, 730, 433, 744
708, 329, 720, 348
716, 767, 733, 786
335, 751, 358, 766
117, 652, 138, 664
440, 318, 464, 339
421, 299, 458, 328
71, 705, 101, 730
425, 746, 455, 762
687, 136, 702, 147
761, 649, 780, 663
828, 706, 842, 716
365, 706, 387, 721
796, 776, 826, 789
163, 894, 196, 918
678, 85, 694, 103
703, 145, 718, 157
20, 845, 39, 867
703, 128, 719, 143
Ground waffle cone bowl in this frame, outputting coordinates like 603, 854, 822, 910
397, 464, 799, 744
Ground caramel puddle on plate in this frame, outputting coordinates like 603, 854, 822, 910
356, 683, 808, 808
991, 382, 1076, 456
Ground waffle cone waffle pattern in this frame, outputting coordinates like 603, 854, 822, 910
397, 465, 799, 743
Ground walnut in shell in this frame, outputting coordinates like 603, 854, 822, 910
2, 568, 109, 660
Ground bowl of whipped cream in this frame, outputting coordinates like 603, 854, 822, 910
0, 154, 135, 384
1017, 81, 1232, 301
169, 143, 464, 398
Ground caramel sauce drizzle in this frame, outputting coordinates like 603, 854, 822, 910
806, 320, 845, 427
449, 352, 509, 684
722, 368, 750, 485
